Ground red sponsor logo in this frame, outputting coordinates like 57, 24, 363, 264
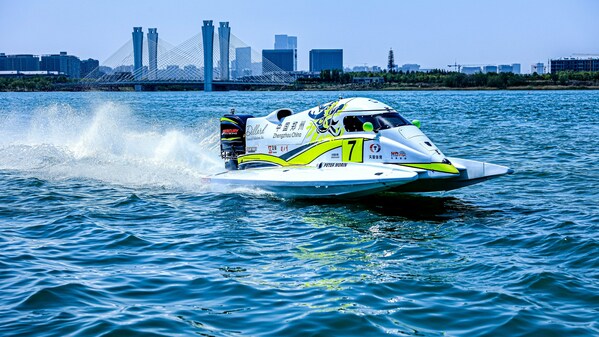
222, 129, 238, 135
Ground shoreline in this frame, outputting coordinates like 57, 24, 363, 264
1, 85, 598, 92
285, 85, 599, 91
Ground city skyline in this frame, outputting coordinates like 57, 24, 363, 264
1, 0, 598, 73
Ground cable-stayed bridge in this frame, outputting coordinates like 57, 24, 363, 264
78, 21, 294, 91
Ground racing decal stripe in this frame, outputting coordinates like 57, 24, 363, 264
220, 117, 239, 125
238, 154, 289, 166
288, 139, 344, 165
400, 163, 460, 174
239, 138, 363, 166
278, 142, 317, 161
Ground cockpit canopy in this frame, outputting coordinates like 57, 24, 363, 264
343, 112, 411, 132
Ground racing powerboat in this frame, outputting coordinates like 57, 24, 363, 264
207, 97, 513, 198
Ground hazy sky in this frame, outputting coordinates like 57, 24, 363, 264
1, 0, 598, 72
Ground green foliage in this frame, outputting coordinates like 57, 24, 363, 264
0, 76, 59, 91
297, 70, 599, 89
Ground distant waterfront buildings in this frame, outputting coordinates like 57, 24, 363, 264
483, 65, 498, 73
275, 34, 296, 49
531, 62, 545, 74
80, 58, 100, 78
497, 64, 513, 73
350, 65, 383, 72
40, 52, 81, 78
309, 49, 343, 72
0, 54, 40, 71
461, 66, 482, 75
262, 49, 294, 73
400, 64, 420, 72
550, 58, 599, 73
476, 63, 520, 74
251, 62, 262, 76
234, 47, 252, 79
352, 65, 369, 72
511, 63, 521, 74
274, 34, 297, 71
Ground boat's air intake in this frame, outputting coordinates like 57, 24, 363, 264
220, 114, 253, 170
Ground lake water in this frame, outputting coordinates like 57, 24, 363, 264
0, 90, 597, 336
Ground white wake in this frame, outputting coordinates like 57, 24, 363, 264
0, 101, 223, 190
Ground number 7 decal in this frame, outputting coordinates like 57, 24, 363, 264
342, 139, 364, 163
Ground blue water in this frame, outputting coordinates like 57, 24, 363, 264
0, 90, 597, 336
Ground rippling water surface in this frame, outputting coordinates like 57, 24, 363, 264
0, 91, 597, 336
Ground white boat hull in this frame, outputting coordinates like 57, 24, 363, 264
207, 164, 418, 198
206, 158, 512, 198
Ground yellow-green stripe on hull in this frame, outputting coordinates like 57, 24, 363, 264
238, 138, 353, 167
400, 163, 460, 174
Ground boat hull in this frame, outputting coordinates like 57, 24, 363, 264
389, 157, 514, 192
206, 158, 512, 198
207, 164, 418, 198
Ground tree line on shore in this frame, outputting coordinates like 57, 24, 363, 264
0, 76, 69, 91
296, 69, 599, 89
1, 70, 599, 91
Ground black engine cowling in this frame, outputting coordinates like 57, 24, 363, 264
220, 114, 253, 170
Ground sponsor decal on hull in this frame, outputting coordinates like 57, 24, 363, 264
391, 151, 407, 160
246, 124, 268, 140
273, 132, 303, 139
318, 163, 348, 168
370, 144, 381, 153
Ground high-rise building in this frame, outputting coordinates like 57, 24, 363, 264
401, 64, 420, 72
550, 58, 599, 73
132, 27, 143, 80
262, 49, 294, 73
483, 65, 498, 74
511, 63, 521, 74
498, 64, 513, 73
218, 22, 231, 80
309, 49, 343, 72
288, 36, 297, 71
202, 20, 214, 91
461, 66, 482, 75
235, 47, 252, 79
80, 58, 100, 78
147, 28, 158, 80
40, 52, 81, 78
274, 34, 297, 71
352, 66, 369, 72
275, 34, 293, 49
531, 62, 545, 74
251, 62, 262, 76
0, 54, 40, 71
287, 36, 297, 49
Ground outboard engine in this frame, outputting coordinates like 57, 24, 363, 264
220, 114, 253, 170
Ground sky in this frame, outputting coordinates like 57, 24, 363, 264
1, 0, 598, 73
